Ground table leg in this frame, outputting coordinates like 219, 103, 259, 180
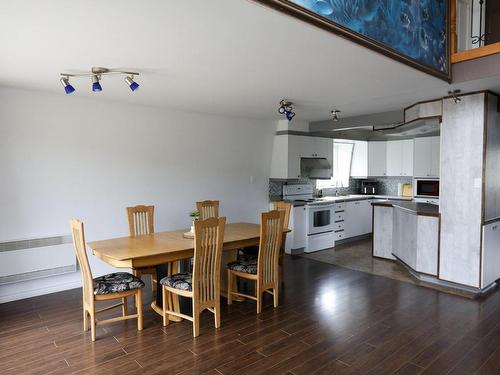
152, 263, 182, 321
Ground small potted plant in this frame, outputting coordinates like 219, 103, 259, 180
189, 210, 200, 233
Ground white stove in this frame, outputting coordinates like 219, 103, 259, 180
282, 184, 335, 253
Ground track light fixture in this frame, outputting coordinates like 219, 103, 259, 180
278, 99, 296, 122
60, 76, 75, 94
124, 75, 140, 91
59, 67, 140, 94
448, 89, 462, 104
91, 75, 102, 92
331, 109, 341, 122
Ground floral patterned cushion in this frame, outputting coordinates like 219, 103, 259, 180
227, 257, 257, 274
160, 272, 192, 291
93, 272, 145, 295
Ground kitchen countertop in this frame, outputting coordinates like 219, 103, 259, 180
372, 200, 440, 217
271, 194, 413, 207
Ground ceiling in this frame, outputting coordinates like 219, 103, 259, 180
0, 0, 497, 121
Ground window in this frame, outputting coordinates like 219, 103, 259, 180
316, 141, 354, 189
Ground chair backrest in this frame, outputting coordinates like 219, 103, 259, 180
257, 210, 284, 287
272, 201, 291, 231
70, 219, 94, 307
196, 200, 219, 220
126, 205, 155, 237
192, 217, 226, 306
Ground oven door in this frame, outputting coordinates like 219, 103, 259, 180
308, 205, 334, 235
416, 179, 440, 197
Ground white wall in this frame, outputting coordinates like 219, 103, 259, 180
0, 87, 276, 302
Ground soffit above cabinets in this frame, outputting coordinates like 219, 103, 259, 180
310, 99, 442, 141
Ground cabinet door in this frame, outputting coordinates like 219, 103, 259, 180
386, 141, 403, 176
351, 141, 368, 178
430, 136, 440, 178
287, 135, 302, 179
368, 142, 387, 177
314, 137, 333, 159
299, 136, 315, 158
413, 137, 432, 177
344, 200, 370, 238
360, 200, 373, 235
292, 206, 307, 250
401, 139, 414, 177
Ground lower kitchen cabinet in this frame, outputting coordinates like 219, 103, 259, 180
373, 206, 395, 260
344, 200, 373, 239
289, 205, 307, 252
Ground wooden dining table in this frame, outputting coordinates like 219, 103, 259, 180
88, 222, 289, 319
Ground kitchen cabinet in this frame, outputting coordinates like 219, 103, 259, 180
289, 205, 307, 252
386, 140, 414, 177
300, 136, 332, 159
481, 222, 500, 288
368, 142, 387, 177
270, 134, 332, 179
350, 140, 368, 178
344, 200, 373, 239
373, 206, 396, 260
413, 136, 440, 178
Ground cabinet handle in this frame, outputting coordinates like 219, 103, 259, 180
493, 225, 498, 231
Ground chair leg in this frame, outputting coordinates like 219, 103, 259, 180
280, 254, 286, 286
256, 286, 263, 314
136, 289, 143, 331
90, 305, 96, 342
227, 270, 233, 305
162, 286, 169, 327
83, 307, 89, 332
193, 307, 200, 338
122, 297, 128, 317
273, 286, 279, 308
214, 299, 221, 329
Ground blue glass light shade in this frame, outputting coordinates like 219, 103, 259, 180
286, 111, 295, 121
92, 82, 102, 92
129, 81, 139, 91
64, 84, 75, 94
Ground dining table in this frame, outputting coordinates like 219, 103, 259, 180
88, 222, 290, 320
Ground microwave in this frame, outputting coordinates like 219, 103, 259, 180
414, 179, 439, 198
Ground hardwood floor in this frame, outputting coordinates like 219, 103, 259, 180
2, 256, 500, 374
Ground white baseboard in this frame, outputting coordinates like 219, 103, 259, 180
0, 278, 82, 303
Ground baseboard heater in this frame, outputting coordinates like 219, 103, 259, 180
0, 235, 77, 285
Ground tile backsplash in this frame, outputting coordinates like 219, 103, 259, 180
269, 176, 413, 200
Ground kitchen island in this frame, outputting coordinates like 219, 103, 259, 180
372, 200, 440, 277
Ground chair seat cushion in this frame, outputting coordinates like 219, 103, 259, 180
227, 257, 257, 274
160, 272, 192, 291
93, 272, 145, 295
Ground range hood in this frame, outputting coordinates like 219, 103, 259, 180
300, 157, 332, 179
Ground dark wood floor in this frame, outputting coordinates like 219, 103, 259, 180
2, 256, 500, 375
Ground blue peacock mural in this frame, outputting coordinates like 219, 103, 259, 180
289, 0, 448, 74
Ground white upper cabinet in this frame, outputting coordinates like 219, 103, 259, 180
386, 140, 414, 177
270, 134, 333, 179
350, 141, 368, 178
413, 136, 440, 178
300, 136, 332, 159
368, 142, 387, 177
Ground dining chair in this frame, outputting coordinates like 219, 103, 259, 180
272, 201, 291, 286
70, 219, 144, 342
126, 205, 157, 291
227, 210, 284, 314
196, 200, 219, 220
160, 217, 226, 337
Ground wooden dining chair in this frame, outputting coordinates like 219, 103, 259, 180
126, 205, 157, 291
227, 210, 284, 314
196, 200, 219, 220
272, 201, 292, 286
70, 219, 144, 342
161, 217, 226, 337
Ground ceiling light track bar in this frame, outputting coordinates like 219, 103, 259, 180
59, 66, 140, 94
